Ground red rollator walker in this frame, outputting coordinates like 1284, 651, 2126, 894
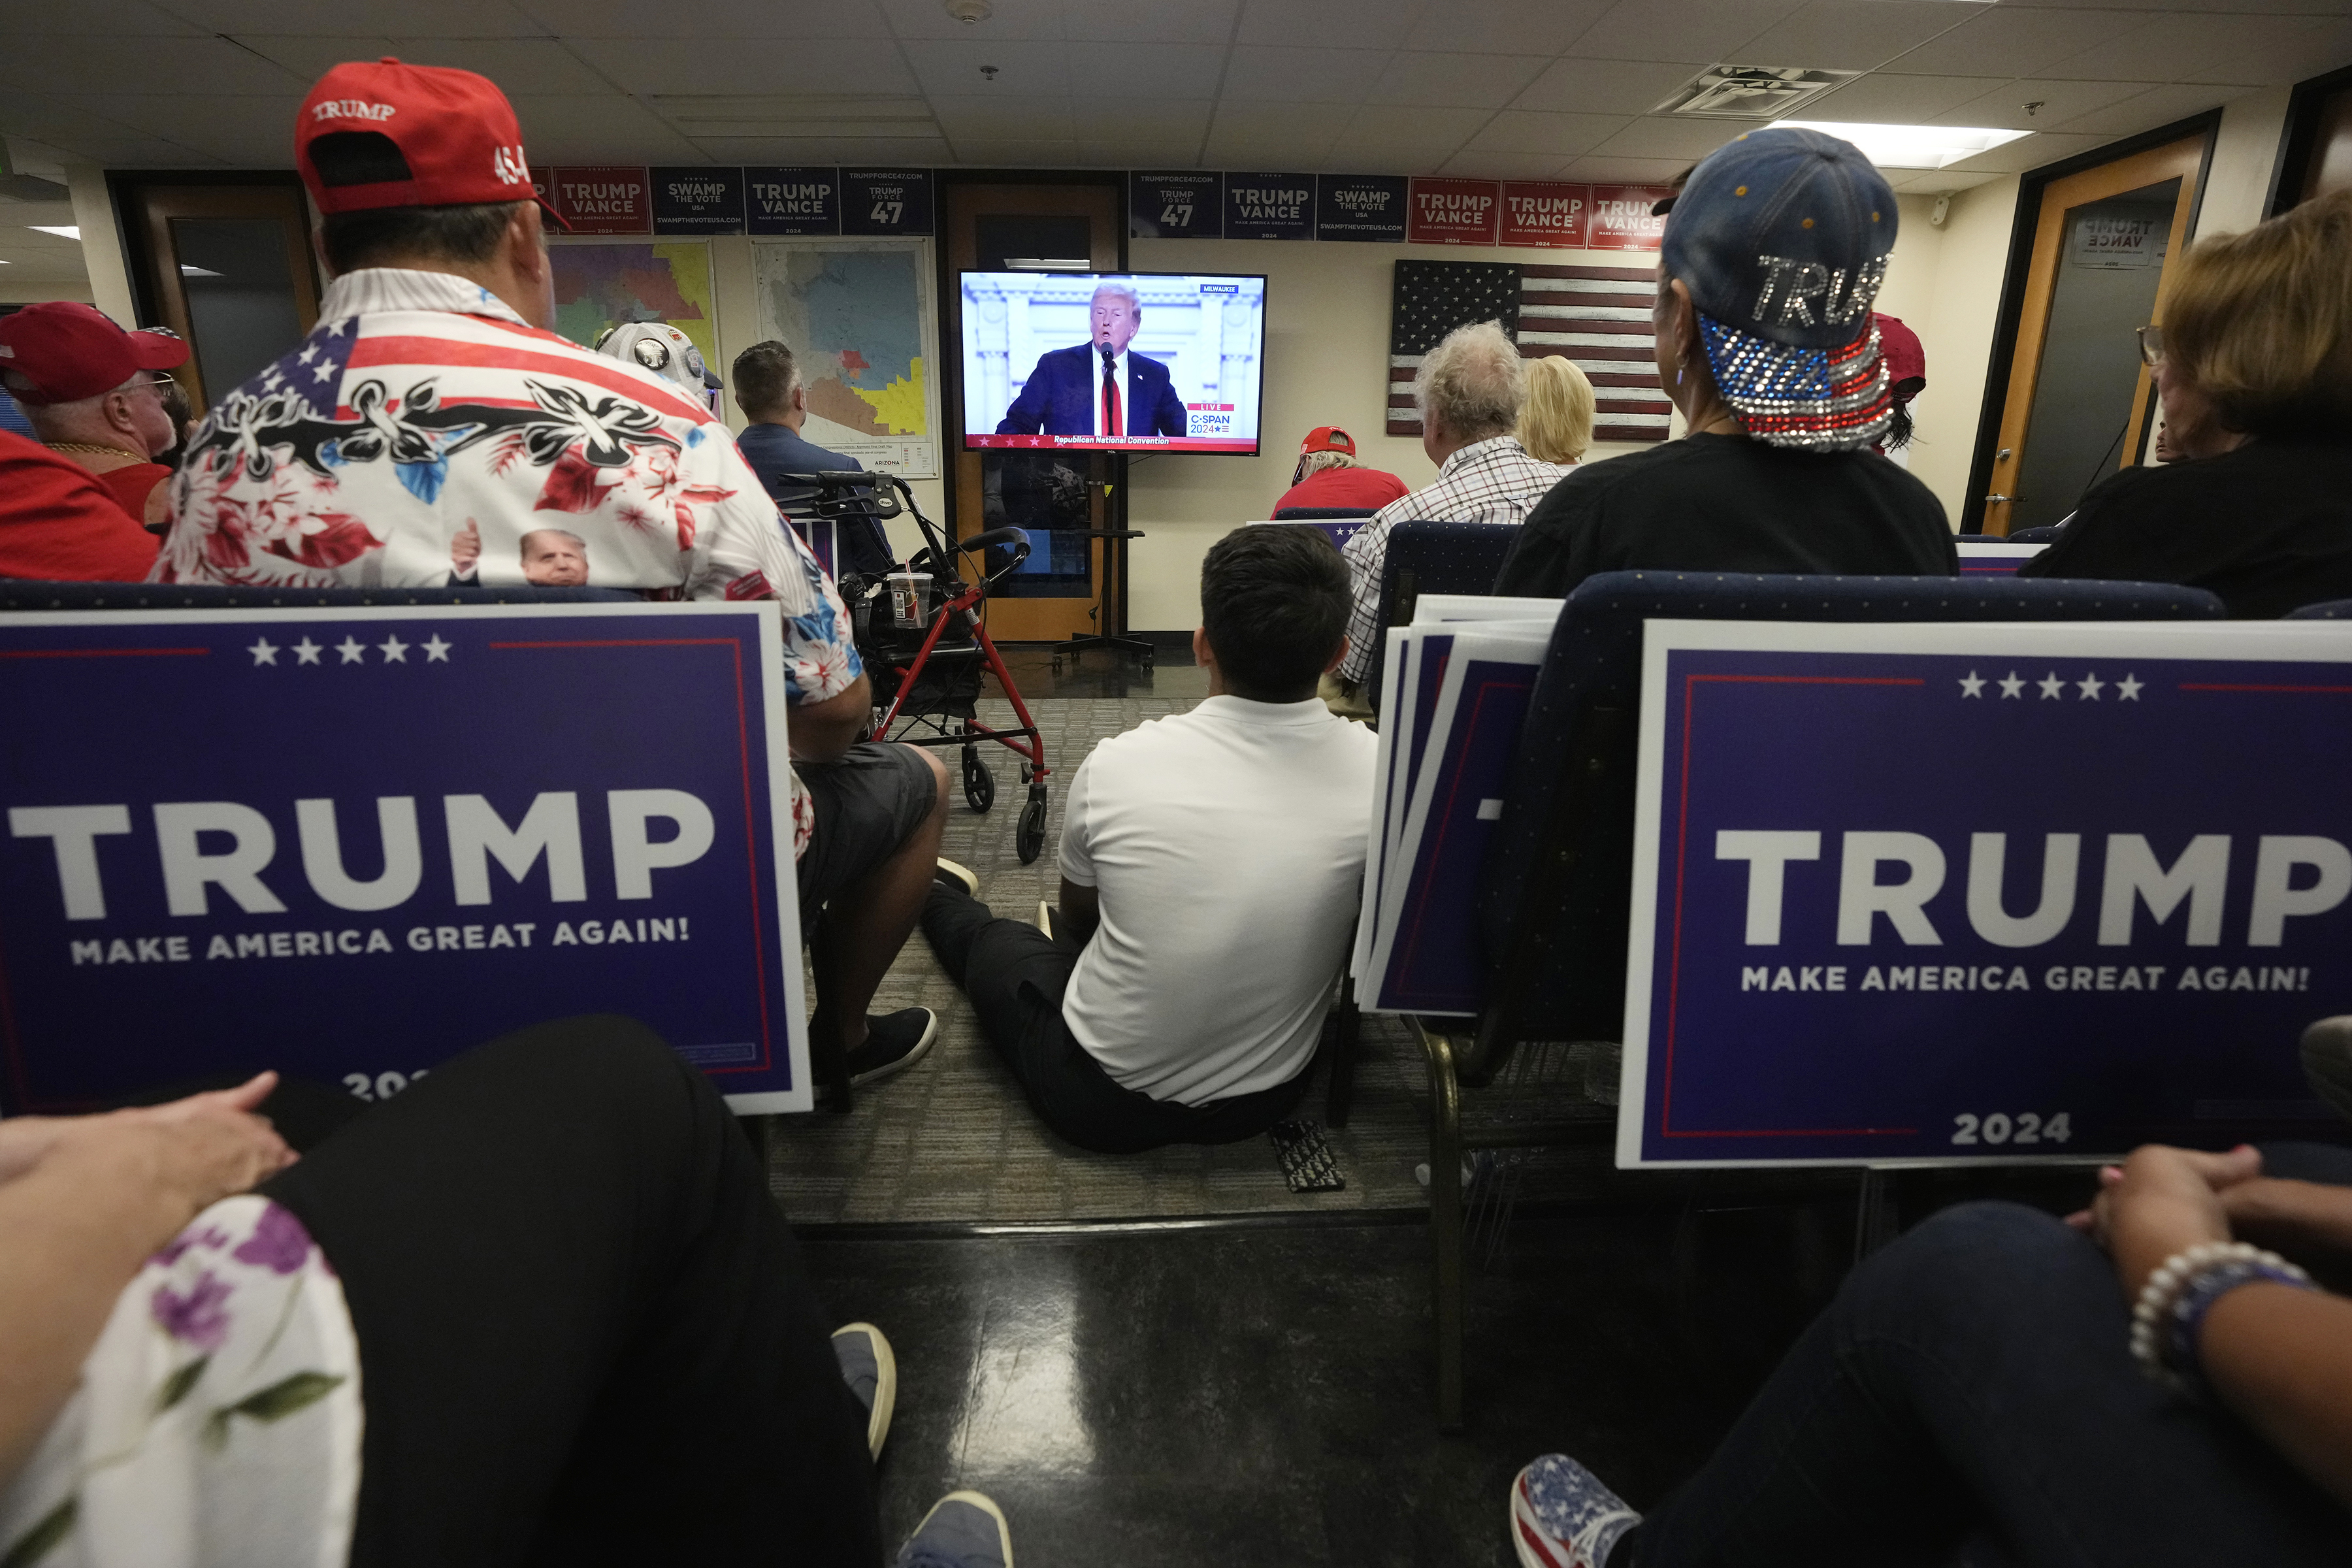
783, 471, 1053, 863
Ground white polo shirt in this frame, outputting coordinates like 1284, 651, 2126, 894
1058, 694, 1378, 1105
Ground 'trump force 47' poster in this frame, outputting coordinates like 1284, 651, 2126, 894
1621, 620, 2352, 1168
0, 603, 811, 1113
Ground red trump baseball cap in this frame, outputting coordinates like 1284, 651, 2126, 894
1299, 426, 1356, 457
296, 58, 566, 227
0, 302, 188, 405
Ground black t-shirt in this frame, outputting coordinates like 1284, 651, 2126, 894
2016, 439, 2352, 618
1494, 433, 1955, 598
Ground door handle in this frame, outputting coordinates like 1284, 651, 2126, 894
1985, 494, 2012, 504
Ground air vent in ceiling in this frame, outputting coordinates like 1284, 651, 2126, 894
646, 95, 939, 139
1654, 66, 1861, 119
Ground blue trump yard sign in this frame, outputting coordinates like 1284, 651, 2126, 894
0, 603, 811, 1114
1621, 620, 2352, 1168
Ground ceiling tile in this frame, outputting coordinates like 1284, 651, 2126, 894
930, 94, 1075, 138
70, 93, 302, 142
385, 40, 617, 94
1465, 110, 1627, 157
1563, 0, 1806, 66
1588, 115, 1745, 160
2047, 80, 2233, 135
821, 136, 958, 163
898, 37, 1070, 95
689, 135, 955, 163
1070, 97, 1214, 140
1931, 76, 2153, 131
1371, 50, 1548, 110
512, 94, 704, 161
2036, 11, 2324, 80
876, 0, 1065, 39
1556, 154, 1692, 184
233, 36, 398, 79
1079, 141, 1203, 167
2182, 17, 2352, 88
1887, 169, 1999, 192
570, 36, 918, 95
1510, 57, 1706, 116
1942, 129, 2106, 172
153, 118, 306, 167
0, 37, 304, 95
25, 133, 225, 166
1233, 0, 1428, 50
159, 0, 544, 34
1801, 71, 2009, 122
1877, 7, 2156, 78
1220, 45, 1392, 104
1333, 105, 1491, 170
1064, 0, 1241, 44
525, 0, 891, 36
1728, 1, 1984, 73
949, 138, 1083, 165
1202, 103, 1340, 164
1401, 0, 1616, 56
0, 90, 138, 142
0, 200, 82, 238
0, 0, 203, 36
1437, 148, 1573, 178
1066, 41, 1227, 96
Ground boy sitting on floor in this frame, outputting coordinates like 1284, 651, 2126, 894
921, 525, 1376, 1153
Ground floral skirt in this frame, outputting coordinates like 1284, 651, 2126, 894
0, 1195, 363, 1567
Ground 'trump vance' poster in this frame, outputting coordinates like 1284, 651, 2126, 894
1621, 620, 2352, 1168
0, 604, 811, 1114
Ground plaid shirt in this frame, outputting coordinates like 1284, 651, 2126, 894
154, 268, 859, 858
1338, 436, 1574, 682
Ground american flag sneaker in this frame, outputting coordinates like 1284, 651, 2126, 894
1511, 1454, 1641, 1568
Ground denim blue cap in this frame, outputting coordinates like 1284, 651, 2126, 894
1661, 127, 1899, 450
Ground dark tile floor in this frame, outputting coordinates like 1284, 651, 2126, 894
981, 640, 1208, 704
802, 1198, 1859, 1567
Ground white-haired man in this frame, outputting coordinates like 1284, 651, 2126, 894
1328, 320, 1573, 715
996, 279, 1187, 440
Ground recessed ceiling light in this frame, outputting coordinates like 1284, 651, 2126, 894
1776, 121, 2031, 170
1658, 66, 1859, 119
29, 225, 79, 239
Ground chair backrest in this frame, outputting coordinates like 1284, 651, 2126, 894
1465, 570, 2229, 1085
2006, 525, 2065, 544
2286, 598, 2352, 620
0, 580, 639, 610
1367, 520, 1521, 708
1273, 506, 1380, 521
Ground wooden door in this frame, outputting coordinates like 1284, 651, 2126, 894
945, 182, 1120, 643
129, 182, 321, 416
1980, 134, 2205, 536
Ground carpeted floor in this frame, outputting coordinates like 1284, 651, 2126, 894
765, 694, 1446, 1226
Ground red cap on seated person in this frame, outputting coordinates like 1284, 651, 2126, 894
295, 57, 568, 228
0, 302, 187, 406
1299, 426, 1355, 457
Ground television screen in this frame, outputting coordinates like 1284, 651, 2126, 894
958, 271, 1266, 455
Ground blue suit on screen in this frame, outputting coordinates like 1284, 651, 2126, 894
997, 344, 1188, 438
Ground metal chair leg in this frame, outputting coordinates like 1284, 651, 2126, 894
1327, 991, 1362, 1128
1422, 1021, 1465, 1429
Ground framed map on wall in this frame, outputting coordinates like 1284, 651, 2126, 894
753, 238, 940, 480
545, 238, 719, 378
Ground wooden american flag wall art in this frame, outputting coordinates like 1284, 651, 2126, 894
1386, 260, 1671, 446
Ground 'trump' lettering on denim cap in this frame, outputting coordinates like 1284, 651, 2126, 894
1661, 127, 1898, 451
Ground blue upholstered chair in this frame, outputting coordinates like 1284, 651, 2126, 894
2286, 598, 2352, 620
1271, 506, 1380, 521
1407, 570, 2229, 1427
2006, 525, 2065, 544
1364, 521, 1522, 710
0, 581, 638, 610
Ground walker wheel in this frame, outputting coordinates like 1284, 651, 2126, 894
962, 745, 996, 813
1015, 788, 1048, 865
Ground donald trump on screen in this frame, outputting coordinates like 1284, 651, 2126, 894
996, 280, 1188, 440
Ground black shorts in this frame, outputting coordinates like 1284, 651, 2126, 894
794, 742, 939, 913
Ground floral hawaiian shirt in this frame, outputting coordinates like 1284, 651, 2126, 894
0, 1196, 361, 1568
150, 268, 860, 857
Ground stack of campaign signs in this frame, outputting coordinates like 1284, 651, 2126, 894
1354, 595, 1561, 1018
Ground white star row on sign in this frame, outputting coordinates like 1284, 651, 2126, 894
248, 634, 452, 666
1958, 669, 2142, 700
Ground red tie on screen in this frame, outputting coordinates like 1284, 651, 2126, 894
1102, 361, 1120, 438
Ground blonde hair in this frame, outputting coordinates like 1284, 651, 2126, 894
1518, 355, 1595, 463
2164, 189, 2352, 439
1296, 449, 1360, 479
1413, 320, 1524, 441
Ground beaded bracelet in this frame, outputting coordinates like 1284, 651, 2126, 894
2129, 1241, 2317, 1395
